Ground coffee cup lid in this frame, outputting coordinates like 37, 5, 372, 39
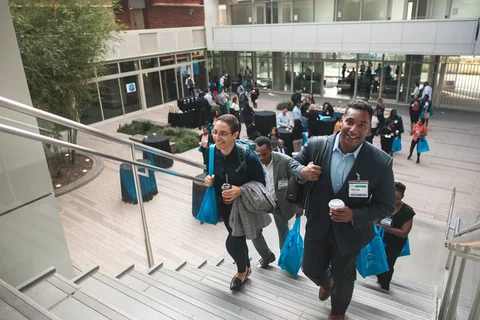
329, 199, 345, 208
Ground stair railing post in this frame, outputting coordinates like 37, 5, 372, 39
130, 143, 154, 268
445, 246, 469, 320
439, 245, 458, 319
468, 279, 480, 320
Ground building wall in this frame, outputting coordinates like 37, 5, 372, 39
115, 0, 205, 30
0, 0, 74, 286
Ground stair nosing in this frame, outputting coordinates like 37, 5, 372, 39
16, 267, 56, 292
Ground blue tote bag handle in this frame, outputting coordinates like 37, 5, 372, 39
196, 145, 218, 225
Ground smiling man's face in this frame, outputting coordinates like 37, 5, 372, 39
339, 108, 371, 154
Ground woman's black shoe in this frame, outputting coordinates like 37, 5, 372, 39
230, 276, 243, 291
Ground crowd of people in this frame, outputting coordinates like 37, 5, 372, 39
196, 83, 422, 318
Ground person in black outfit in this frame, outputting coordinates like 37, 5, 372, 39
229, 108, 242, 137
246, 123, 260, 141
380, 119, 394, 156
388, 109, 404, 139
198, 126, 214, 165
204, 114, 265, 290
409, 96, 421, 134
322, 102, 335, 117
377, 182, 415, 291
241, 103, 254, 127
300, 98, 310, 117
197, 90, 211, 129
292, 119, 304, 153
307, 105, 321, 137
376, 98, 386, 130
250, 82, 260, 108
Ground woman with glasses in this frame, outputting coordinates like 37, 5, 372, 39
204, 114, 266, 290
377, 182, 415, 291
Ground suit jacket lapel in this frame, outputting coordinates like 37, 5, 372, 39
272, 152, 280, 188
321, 134, 336, 195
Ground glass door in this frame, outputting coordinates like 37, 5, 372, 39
383, 63, 403, 100
280, 2, 293, 23
176, 67, 184, 98
324, 61, 356, 100
255, 3, 266, 24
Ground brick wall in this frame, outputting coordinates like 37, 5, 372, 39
115, 0, 131, 30
145, 5, 205, 29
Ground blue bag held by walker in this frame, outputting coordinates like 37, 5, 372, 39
417, 138, 430, 153
379, 227, 410, 257
392, 136, 402, 152
356, 224, 389, 278
278, 217, 304, 275
196, 145, 218, 225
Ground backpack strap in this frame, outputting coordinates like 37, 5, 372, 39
235, 142, 247, 173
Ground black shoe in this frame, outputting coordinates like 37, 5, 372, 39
416, 159, 420, 164
241, 268, 251, 285
230, 276, 243, 291
257, 252, 276, 269
407, 155, 412, 160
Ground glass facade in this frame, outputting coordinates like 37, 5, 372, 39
227, 0, 463, 22
80, 50, 207, 125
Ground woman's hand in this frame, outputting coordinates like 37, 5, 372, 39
222, 185, 241, 204
204, 174, 215, 187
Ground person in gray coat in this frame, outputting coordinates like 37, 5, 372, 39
252, 136, 301, 269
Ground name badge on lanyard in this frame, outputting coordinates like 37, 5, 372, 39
349, 173, 369, 198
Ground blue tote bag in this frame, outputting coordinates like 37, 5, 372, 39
392, 136, 402, 153
379, 227, 410, 257
196, 145, 218, 225
278, 217, 304, 276
417, 138, 430, 153
356, 224, 389, 278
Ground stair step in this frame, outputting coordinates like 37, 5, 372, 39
19, 272, 137, 320
198, 263, 332, 320
0, 279, 60, 320
117, 267, 242, 320
213, 262, 433, 320
147, 264, 273, 320
76, 270, 187, 319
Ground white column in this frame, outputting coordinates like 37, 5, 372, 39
204, 0, 220, 49
0, 0, 74, 286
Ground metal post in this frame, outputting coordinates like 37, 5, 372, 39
445, 246, 470, 320
468, 279, 480, 320
130, 143, 155, 268
439, 245, 458, 319
445, 244, 454, 270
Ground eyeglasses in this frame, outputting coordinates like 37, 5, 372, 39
212, 130, 232, 137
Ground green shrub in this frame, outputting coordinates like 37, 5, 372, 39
117, 121, 155, 135
276, 100, 294, 111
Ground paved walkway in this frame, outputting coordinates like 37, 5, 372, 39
56, 92, 480, 297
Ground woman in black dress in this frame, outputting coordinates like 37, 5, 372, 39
377, 182, 415, 291
380, 119, 394, 156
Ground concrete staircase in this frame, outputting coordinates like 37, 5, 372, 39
0, 260, 437, 320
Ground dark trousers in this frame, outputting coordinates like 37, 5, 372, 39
409, 139, 420, 160
221, 209, 251, 273
377, 241, 404, 290
303, 227, 358, 315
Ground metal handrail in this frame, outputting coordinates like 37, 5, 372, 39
445, 187, 456, 241
0, 123, 204, 184
0, 95, 206, 170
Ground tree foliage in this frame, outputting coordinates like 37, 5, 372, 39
10, 0, 123, 121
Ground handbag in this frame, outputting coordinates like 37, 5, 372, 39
285, 136, 327, 209
356, 224, 390, 278
391, 136, 402, 152
278, 217, 304, 276
417, 138, 430, 153
196, 145, 218, 225
379, 226, 410, 257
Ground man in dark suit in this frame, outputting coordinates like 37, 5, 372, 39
252, 137, 300, 268
273, 139, 288, 156
290, 100, 395, 320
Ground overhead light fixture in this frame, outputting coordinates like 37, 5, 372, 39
85, 158, 91, 162
82, 169, 88, 173
55, 184, 62, 188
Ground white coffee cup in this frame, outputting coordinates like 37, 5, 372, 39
329, 199, 345, 210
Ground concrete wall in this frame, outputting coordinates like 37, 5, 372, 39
104, 26, 206, 61
0, 0, 74, 286
210, 18, 480, 56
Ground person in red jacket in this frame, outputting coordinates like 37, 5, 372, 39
407, 118, 428, 164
